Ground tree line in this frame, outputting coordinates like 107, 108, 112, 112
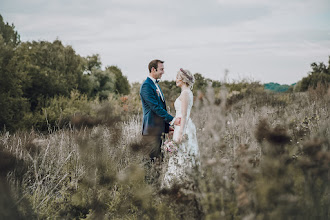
0, 15, 130, 131
1, 14, 329, 132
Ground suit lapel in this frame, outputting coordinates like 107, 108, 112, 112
146, 77, 165, 103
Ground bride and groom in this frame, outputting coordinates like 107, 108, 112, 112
140, 59, 200, 188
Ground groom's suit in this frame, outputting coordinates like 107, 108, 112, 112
140, 77, 174, 159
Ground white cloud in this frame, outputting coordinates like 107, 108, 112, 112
0, 0, 329, 84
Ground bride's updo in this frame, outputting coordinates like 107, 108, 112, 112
177, 68, 195, 89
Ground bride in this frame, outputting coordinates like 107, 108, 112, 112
162, 68, 200, 188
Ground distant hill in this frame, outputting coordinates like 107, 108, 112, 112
264, 82, 296, 92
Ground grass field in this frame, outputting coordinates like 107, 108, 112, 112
1, 85, 329, 219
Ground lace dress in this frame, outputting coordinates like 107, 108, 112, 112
162, 90, 200, 188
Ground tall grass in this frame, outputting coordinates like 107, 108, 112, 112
0, 85, 329, 219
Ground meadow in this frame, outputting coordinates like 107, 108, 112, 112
0, 83, 329, 220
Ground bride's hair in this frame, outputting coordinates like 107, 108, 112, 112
177, 68, 195, 89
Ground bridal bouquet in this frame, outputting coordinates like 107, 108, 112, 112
163, 133, 189, 154
163, 140, 178, 153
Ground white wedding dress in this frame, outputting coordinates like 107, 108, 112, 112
162, 89, 200, 188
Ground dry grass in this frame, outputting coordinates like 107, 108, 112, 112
0, 86, 329, 219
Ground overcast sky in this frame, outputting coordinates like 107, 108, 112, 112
1, 0, 329, 84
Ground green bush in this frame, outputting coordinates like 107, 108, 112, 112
298, 57, 330, 92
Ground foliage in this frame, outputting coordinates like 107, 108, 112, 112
88, 68, 116, 100
10, 40, 87, 111
0, 15, 28, 131
192, 73, 209, 94
264, 82, 293, 92
0, 15, 20, 46
85, 54, 102, 73
0, 15, 134, 132
297, 57, 330, 91
107, 65, 130, 95
158, 80, 181, 110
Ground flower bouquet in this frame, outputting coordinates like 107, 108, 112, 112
163, 139, 178, 153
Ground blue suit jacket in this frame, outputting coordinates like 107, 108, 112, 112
140, 77, 174, 136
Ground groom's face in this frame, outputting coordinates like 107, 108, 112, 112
154, 63, 164, 79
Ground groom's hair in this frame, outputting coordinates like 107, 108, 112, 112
148, 59, 164, 73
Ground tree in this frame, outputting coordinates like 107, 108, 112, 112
212, 80, 221, 88
299, 57, 330, 91
89, 68, 116, 100
159, 80, 180, 107
86, 54, 102, 73
0, 15, 20, 46
193, 73, 208, 94
107, 65, 130, 95
264, 82, 291, 93
10, 40, 86, 111
0, 15, 28, 131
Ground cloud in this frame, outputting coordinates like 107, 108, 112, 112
0, 0, 329, 84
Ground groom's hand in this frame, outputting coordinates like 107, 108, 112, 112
174, 117, 181, 126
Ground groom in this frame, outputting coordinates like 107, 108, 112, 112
140, 59, 180, 161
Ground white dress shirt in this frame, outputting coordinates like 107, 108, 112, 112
148, 76, 164, 101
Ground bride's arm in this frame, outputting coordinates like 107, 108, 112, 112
177, 90, 190, 143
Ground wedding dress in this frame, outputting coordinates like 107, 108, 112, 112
162, 89, 200, 188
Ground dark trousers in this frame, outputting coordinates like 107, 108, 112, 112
141, 135, 163, 161
141, 135, 164, 185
